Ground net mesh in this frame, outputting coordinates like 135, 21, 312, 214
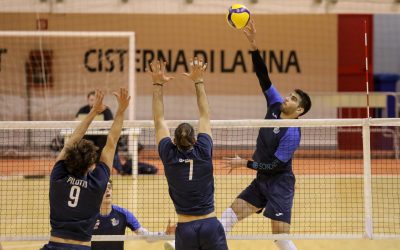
0, 1, 400, 248
0, 119, 399, 240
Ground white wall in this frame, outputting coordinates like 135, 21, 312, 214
0, 0, 400, 14
374, 14, 400, 74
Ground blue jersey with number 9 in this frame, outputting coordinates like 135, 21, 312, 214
49, 160, 110, 241
158, 133, 214, 216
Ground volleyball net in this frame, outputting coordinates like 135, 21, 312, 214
0, 118, 399, 241
0, 4, 399, 243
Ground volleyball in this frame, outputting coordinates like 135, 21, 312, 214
226, 4, 251, 29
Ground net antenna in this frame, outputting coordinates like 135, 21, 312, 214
364, 20, 370, 118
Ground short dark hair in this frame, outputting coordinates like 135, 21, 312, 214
294, 89, 312, 116
64, 139, 99, 177
174, 123, 196, 151
87, 91, 95, 99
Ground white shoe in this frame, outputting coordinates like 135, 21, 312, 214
164, 240, 175, 250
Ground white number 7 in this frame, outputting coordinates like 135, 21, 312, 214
185, 159, 194, 181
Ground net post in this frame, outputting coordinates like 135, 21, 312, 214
128, 32, 136, 121
129, 128, 140, 179
127, 32, 138, 218
362, 121, 373, 239
127, 32, 138, 178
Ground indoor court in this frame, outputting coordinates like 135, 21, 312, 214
1, 149, 400, 249
1, 0, 400, 250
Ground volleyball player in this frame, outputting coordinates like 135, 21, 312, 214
221, 19, 312, 250
150, 58, 228, 250
91, 180, 176, 250
41, 88, 130, 250
76, 90, 124, 174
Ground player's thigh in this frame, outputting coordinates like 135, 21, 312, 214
231, 197, 260, 220
199, 218, 228, 250
264, 174, 295, 224
236, 178, 266, 218
271, 219, 291, 234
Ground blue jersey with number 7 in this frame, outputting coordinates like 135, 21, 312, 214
158, 133, 214, 216
49, 160, 110, 241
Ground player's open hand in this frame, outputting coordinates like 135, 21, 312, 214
222, 155, 247, 174
243, 18, 257, 49
113, 88, 131, 114
182, 57, 207, 84
91, 89, 106, 114
147, 60, 174, 86
165, 219, 176, 235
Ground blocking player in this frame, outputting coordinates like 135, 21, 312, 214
41, 88, 130, 250
150, 58, 228, 250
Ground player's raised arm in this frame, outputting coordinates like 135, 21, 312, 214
244, 19, 282, 106
243, 18, 258, 51
150, 60, 174, 145
99, 88, 130, 168
56, 89, 105, 162
183, 57, 211, 137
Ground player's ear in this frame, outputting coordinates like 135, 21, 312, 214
296, 107, 304, 116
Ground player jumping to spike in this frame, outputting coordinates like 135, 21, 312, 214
221, 18, 312, 250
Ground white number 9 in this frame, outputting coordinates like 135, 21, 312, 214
68, 186, 81, 208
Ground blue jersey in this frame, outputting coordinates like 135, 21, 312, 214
91, 205, 141, 250
158, 133, 214, 216
252, 85, 301, 173
49, 160, 110, 241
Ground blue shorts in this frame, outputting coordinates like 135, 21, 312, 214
175, 217, 228, 250
41, 242, 91, 250
238, 172, 295, 224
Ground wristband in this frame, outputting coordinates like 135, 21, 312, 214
246, 160, 255, 169
194, 81, 204, 85
153, 83, 163, 86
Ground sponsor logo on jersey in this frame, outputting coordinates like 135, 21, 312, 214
111, 218, 119, 226
179, 158, 192, 164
